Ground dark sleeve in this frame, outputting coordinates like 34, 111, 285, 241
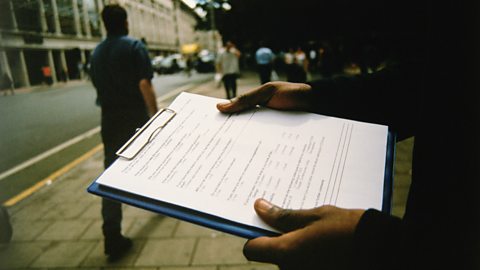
353, 209, 404, 270
134, 41, 154, 81
307, 62, 422, 140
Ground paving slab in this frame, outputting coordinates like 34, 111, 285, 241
0, 242, 51, 269
191, 236, 248, 265
104, 268, 157, 270
79, 200, 103, 219
81, 239, 146, 267
160, 267, 215, 270
126, 216, 178, 239
10, 220, 51, 241
9, 200, 51, 222
123, 205, 161, 218
134, 238, 196, 267
29, 241, 96, 268
36, 220, 92, 241
50, 268, 100, 270
219, 265, 279, 270
39, 201, 92, 220
80, 220, 104, 240
174, 222, 223, 238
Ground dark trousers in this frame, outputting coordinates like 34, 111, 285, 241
286, 64, 307, 83
100, 111, 149, 239
257, 64, 272, 84
222, 73, 237, 99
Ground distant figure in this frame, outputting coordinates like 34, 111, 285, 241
284, 48, 295, 82
309, 49, 318, 71
77, 61, 84, 79
291, 47, 309, 83
255, 42, 275, 84
216, 41, 241, 99
1, 72, 14, 95
83, 61, 90, 80
41, 66, 53, 85
90, 4, 158, 262
59, 67, 68, 82
185, 55, 194, 77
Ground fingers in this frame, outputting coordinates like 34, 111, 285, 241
254, 199, 321, 232
216, 81, 313, 113
243, 237, 283, 264
243, 226, 318, 265
245, 202, 364, 268
243, 198, 324, 264
217, 83, 276, 113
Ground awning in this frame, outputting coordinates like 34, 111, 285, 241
181, 43, 200, 54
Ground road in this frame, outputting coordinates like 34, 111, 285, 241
0, 72, 212, 203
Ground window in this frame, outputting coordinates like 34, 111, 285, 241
12, 0, 41, 32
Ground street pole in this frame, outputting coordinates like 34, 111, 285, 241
209, 1, 217, 52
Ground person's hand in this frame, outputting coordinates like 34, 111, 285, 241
216, 81, 312, 113
244, 199, 365, 270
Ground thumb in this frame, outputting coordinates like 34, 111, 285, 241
216, 83, 276, 113
254, 199, 321, 233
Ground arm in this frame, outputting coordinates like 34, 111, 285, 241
218, 63, 422, 139
134, 41, 158, 117
139, 79, 158, 117
233, 48, 241, 58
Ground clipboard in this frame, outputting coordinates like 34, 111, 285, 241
87, 105, 396, 239
115, 108, 177, 160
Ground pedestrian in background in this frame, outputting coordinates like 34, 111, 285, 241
255, 41, 275, 84
216, 41, 241, 99
1, 72, 14, 95
41, 66, 53, 85
90, 4, 158, 262
185, 55, 194, 77
291, 47, 309, 83
284, 48, 295, 82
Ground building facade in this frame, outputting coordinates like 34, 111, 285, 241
0, 0, 199, 89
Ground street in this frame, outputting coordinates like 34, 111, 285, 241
0, 72, 213, 203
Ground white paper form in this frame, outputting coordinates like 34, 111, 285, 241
96, 92, 388, 231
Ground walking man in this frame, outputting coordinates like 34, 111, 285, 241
255, 42, 275, 84
90, 4, 158, 261
216, 41, 241, 99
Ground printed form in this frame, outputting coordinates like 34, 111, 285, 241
96, 92, 388, 231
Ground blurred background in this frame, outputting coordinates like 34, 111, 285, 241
0, 0, 418, 90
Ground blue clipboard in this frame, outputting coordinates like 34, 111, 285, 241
87, 131, 396, 239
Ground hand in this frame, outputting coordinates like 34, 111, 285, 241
216, 81, 312, 113
244, 199, 365, 270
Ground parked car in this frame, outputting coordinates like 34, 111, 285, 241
195, 49, 215, 73
154, 54, 186, 74
151, 56, 165, 73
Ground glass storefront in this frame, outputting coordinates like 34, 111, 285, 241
12, 0, 41, 32
85, 0, 101, 36
0, 1, 15, 30
57, 0, 76, 35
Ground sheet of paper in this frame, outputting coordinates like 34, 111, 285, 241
96, 92, 388, 231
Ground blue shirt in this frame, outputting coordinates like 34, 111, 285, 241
255, 47, 274, 65
90, 35, 153, 112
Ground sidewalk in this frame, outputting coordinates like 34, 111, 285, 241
0, 71, 413, 269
